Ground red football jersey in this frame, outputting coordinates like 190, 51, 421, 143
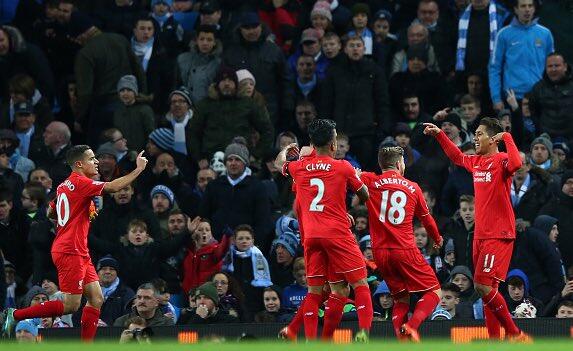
436, 132, 520, 240
50, 172, 106, 257
361, 170, 431, 249
285, 155, 363, 239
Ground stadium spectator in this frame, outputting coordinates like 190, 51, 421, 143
439, 282, 472, 319
528, 53, 573, 139
96, 256, 135, 327
39, 273, 71, 327
372, 281, 393, 321
255, 286, 290, 323
449, 265, 480, 318
440, 143, 475, 216
20, 285, 48, 309
177, 281, 239, 324
100, 128, 136, 172
489, 0, 554, 111
118, 316, 149, 344
112, 75, 156, 153
371, 9, 398, 74
281, 257, 307, 311
309, 1, 333, 34
0, 190, 31, 282
512, 152, 554, 223
151, 278, 177, 324
95, 142, 121, 182
504, 269, 544, 317
12, 101, 43, 160
529, 134, 564, 177
291, 100, 316, 146
287, 28, 328, 80
210, 272, 246, 321
149, 0, 185, 58
556, 300, 573, 318
285, 55, 321, 117
269, 226, 300, 288
443, 195, 475, 270
113, 283, 174, 327
150, 185, 177, 238
175, 25, 222, 104
0, 129, 34, 181
28, 121, 72, 189
414, 223, 444, 273
391, 23, 440, 77
320, 32, 342, 62
14, 320, 38, 343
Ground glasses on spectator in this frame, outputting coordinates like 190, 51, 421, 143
213, 280, 228, 286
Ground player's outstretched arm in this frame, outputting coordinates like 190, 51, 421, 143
103, 151, 148, 193
423, 121, 465, 166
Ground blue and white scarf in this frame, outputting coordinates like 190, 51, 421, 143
132, 37, 154, 72
224, 245, 272, 288
151, 12, 172, 28
101, 278, 120, 300
456, 1, 499, 71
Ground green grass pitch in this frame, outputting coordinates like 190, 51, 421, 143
3, 340, 573, 351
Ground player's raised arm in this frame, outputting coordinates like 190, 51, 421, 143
493, 132, 522, 174
275, 143, 299, 172
103, 151, 148, 193
423, 119, 465, 166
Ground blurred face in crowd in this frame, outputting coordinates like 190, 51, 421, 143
275, 244, 294, 265
239, 79, 255, 97
5, 266, 15, 284
14, 112, 36, 132
546, 55, 567, 83
135, 288, 158, 314
30, 169, 52, 190
296, 56, 316, 81
43, 122, 64, 148
98, 266, 118, 287
521, 97, 531, 117
197, 31, 216, 54
41, 279, 58, 295
197, 169, 216, 192
302, 39, 321, 56
508, 283, 525, 301
218, 78, 236, 97
362, 247, 373, 260
334, 137, 349, 159
459, 200, 475, 225
278, 134, 296, 150
407, 57, 426, 74
418, 1, 439, 26
471, 0, 490, 10
0, 200, 12, 221
225, 155, 246, 179
168, 214, 187, 235
467, 75, 482, 96
407, 24, 427, 45
97, 154, 116, 174
112, 185, 133, 205
563, 178, 573, 197
355, 217, 368, 232
154, 153, 177, 177
110, 130, 128, 152
194, 221, 213, 247
264, 290, 281, 312
169, 94, 190, 118
311, 14, 330, 31
133, 20, 154, 43
499, 115, 511, 132
128, 225, 149, 246
119, 88, 136, 106
212, 273, 229, 296
57, 2, 74, 23
553, 147, 567, 162
201, 10, 222, 26
373, 19, 390, 39
452, 274, 471, 292
196, 294, 216, 312
352, 13, 368, 30
442, 122, 460, 141
152, 193, 170, 214
440, 290, 459, 312
515, 0, 535, 25
295, 104, 316, 130
234, 230, 254, 252
531, 143, 549, 164
402, 97, 420, 120
395, 133, 410, 148
461, 102, 480, 122
556, 304, 573, 318
21, 189, 36, 212
30, 293, 49, 306
322, 37, 341, 59
414, 227, 428, 249
379, 293, 393, 310
0, 30, 9, 56
152, 2, 170, 16
549, 224, 559, 242
345, 38, 365, 61
240, 24, 262, 42
15, 328, 36, 343
294, 268, 307, 287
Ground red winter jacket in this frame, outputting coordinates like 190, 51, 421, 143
258, 0, 301, 53
181, 235, 230, 294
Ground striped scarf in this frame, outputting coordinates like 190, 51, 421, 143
455, 1, 499, 71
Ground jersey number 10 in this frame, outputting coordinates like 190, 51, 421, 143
56, 193, 70, 226
380, 190, 407, 225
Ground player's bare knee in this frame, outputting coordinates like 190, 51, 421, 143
329, 281, 348, 296
474, 283, 491, 297
88, 295, 104, 309
350, 278, 368, 288
308, 285, 323, 295
63, 297, 82, 313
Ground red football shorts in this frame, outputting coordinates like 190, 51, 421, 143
472, 239, 514, 287
52, 252, 99, 294
304, 237, 366, 286
374, 248, 439, 297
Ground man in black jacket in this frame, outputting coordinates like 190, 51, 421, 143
96, 256, 135, 326
177, 282, 238, 325
199, 141, 272, 253
320, 35, 389, 170
0, 191, 31, 282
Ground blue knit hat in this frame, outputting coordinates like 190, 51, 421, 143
149, 128, 174, 151
275, 215, 300, 238
272, 231, 300, 257
151, 185, 175, 206
374, 280, 390, 296
151, 0, 172, 6
15, 320, 38, 337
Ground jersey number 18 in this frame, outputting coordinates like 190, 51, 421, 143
380, 190, 407, 225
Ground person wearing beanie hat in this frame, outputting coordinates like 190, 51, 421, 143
165, 86, 193, 155
530, 133, 557, 172
151, 184, 176, 213
117, 75, 138, 95
148, 128, 175, 154
214, 66, 239, 98
224, 142, 250, 167
236, 69, 256, 86
552, 139, 570, 162
95, 255, 137, 326
311, 1, 333, 30
178, 281, 239, 324
15, 320, 39, 342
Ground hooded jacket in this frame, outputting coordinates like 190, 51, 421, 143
504, 269, 545, 315
539, 191, 573, 268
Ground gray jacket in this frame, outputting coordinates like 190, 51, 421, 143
176, 40, 223, 104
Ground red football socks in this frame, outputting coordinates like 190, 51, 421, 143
14, 300, 65, 320
484, 304, 502, 339
303, 292, 323, 340
353, 285, 373, 331
407, 291, 440, 330
392, 301, 410, 337
483, 289, 520, 336
321, 293, 346, 340
80, 306, 100, 342
288, 299, 305, 336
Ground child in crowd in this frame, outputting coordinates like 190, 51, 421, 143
414, 222, 443, 272
335, 133, 361, 168
21, 182, 47, 221
181, 219, 231, 294
152, 278, 178, 323
281, 258, 307, 311
255, 286, 290, 323
372, 281, 393, 321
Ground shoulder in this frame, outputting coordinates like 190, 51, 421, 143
535, 24, 553, 36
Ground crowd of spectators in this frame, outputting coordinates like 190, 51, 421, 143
1, 0, 573, 333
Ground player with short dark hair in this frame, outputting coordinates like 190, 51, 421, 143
275, 119, 372, 342
2, 145, 148, 341
361, 146, 443, 342
424, 112, 531, 342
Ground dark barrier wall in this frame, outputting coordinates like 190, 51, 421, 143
40, 319, 573, 342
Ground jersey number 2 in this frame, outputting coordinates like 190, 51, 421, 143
379, 190, 407, 225
309, 178, 325, 212
56, 193, 70, 226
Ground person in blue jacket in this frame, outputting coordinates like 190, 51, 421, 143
488, 0, 554, 111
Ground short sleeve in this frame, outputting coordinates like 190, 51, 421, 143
76, 176, 106, 197
344, 161, 364, 192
